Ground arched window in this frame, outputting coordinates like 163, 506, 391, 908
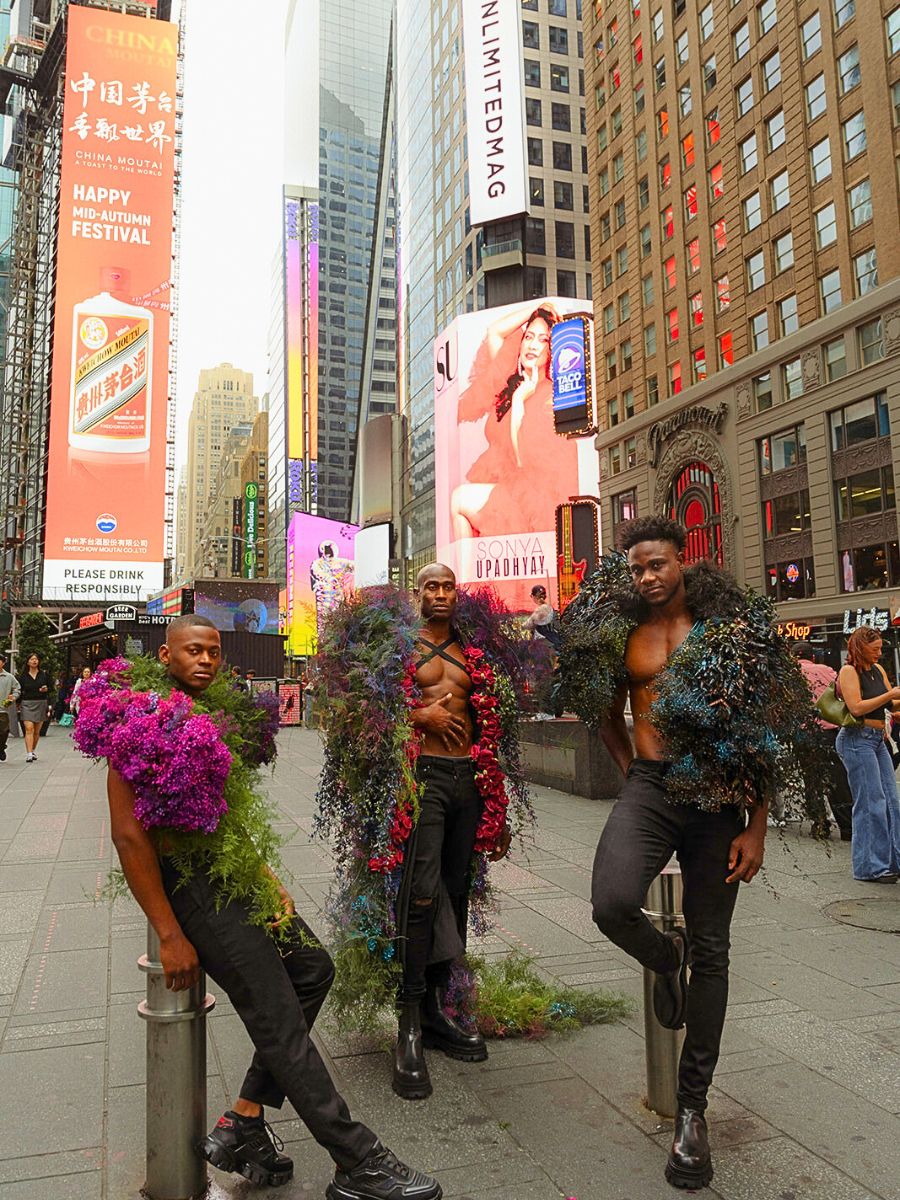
666, 460, 724, 565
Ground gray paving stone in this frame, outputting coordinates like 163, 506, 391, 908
0, 893, 43, 937
13, 947, 108, 1015
729, 949, 896, 1019
44, 866, 107, 906
0, 1149, 101, 1185
0, 1173, 101, 1199
0, 1044, 104, 1158
712, 1135, 881, 1200
0, 937, 29, 997
0, 864, 52, 894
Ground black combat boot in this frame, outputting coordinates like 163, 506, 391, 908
665, 1106, 713, 1189
421, 984, 487, 1062
199, 1109, 293, 1187
392, 1001, 432, 1100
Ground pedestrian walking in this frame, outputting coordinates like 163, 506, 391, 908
69, 666, 92, 717
0, 653, 21, 762
790, 643, 853, 840
17, 653, 52, 763
834, 626, 900, 883
80, 616, 442, 1199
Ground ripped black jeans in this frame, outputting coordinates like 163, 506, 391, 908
398, 755, 482, 1004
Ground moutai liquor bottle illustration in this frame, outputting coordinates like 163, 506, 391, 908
68, 266, 152, 454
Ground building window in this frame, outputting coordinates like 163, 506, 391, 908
526, 217, 546, 254
623, 388, 635, 419
887, 7, 900, 54
856, 317, 884, 366
530, 177, 545, 206
549, 25, 569, 54
733, 22, 750, 61
551, 64, 570, 91
676, 31, 689, 67
824, 337, 848, 381
524, 60, 542, 87
773, 231, 793, 273
555, 180, 574, 209
810, 137, 832, 184
783, 357, 803, 399
648, 374, 660, 405
551, 103, 571, 131
742, 191, 762, 231
526, 98, 542, 127
681, 132, 695, 169
618, 292, 631, 323
615, 198, 627, 229
762, 491, 812, 537
751, 310, 770, 350
553, 142, 573, 170
610, 445, 622, 475
706, 110, 721, 146
703, 55, 718, 93
666, 461, 724, 566
814, 202, 837, 248
661, 204, 675, 239
746, 250, 766, 291
712, 217, 727, 252
616, 244, 629, 276
604, 304, 615, 335
523, 21, 540, 49
692, 347, 707, 382
666, 307, 679, 342
840, 544, 900, 594
759, 424, 806, 474
778, 295, 799, 336
835, 468, 895, 523
668, 360, 683, 396
690, 291, 704, 327
613, 151, 625, 182
758, 0, 777, 36
528, 137, 543, 166
636, 129, 648, 160
770, 170, 790, 213
607, 397, 620, 427
848, 178, 872, 229
633, 34, 644, 68
709, 161, 724, 200
762, 50, 781, 92
549, 0, 567, 13
678, 83, 692, 118
613, 488, 638, 524
602, 257, 613, 286
652, 8, 664, 42
657, 106, 670, 140
842, 111, 866, 161
597, 123, 608, 152
740, 133, 758, 173
854, 248, 878, 296
600, 211, 612, 242
687, 238, 701, 274
634, 80, 646, 113
659, 155, 672, 189
834, 0, 856, 31
831, 391, 889, 450
767, 559, 816, 602
736, 76, 754, 117
754, 371, 773, 411
555, 269, 575, 298
805, 74, 826, 123
766, 109, 785, 151
819, 269, 842, 314
555, 221, 576, 258
700, 4, 714, 41
640, 223, 652, 257
642, 274, 654, 305
654, 56, 666, 91
716, 274, 730, 311
839, 44, 861, 94
801, 12, 822, 58
638, 177, 650, 210
719, 330, 734, 367
621, 339, 633, 372
644, 323, 657, 355
664, 255, 677, 290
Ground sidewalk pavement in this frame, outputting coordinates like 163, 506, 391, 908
2, 727, 900, 1200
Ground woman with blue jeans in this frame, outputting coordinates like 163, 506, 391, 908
836, 626, 900, 883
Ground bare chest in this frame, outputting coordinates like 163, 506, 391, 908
625, 620, 693, 689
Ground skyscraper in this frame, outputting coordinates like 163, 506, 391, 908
587, 0, 900, 654
394, 0, 592, 580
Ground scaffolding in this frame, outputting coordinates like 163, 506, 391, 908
0, 0, 183, 606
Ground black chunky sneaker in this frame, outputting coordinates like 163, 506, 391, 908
199, 1109, 293, 1187
421, 985, 487, 1063
665, 1106, 713, 1189
327, 1140, 442, 1199
653, 927, 689, 1031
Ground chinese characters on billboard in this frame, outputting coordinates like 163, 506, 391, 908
286, 513, 358, 658
434, 298, 599, 611
41, 7, 178, 601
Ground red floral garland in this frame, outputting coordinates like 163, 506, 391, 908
367, 647, 509, 874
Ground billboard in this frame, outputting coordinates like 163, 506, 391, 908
434, 298, 599, 611
284, 195, 319, 513
551, 316, 595, 436
286, 513, 358, 658
461, 0, 529, 225
193, 580, 280, 635
41, 7, 177, 602
355, 522, 391, 588
242, 481, 259, 579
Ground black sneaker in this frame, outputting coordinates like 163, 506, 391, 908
199, 1110, 293, 1187
0, 749, 6, 761
327, 1140, 442, 1199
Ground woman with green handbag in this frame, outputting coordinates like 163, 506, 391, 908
835, 627, 900, 883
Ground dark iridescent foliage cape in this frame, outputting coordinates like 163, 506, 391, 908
556, 552, 831, 821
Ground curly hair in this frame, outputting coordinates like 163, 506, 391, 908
495, 306, 557, 421
616, 516, 687, 554
846, 625, 883, 670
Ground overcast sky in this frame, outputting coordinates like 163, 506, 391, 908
174, 0, 287, 465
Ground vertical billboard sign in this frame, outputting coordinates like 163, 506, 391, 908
231, 497, 243, 575
284, 194, 319, 516
42, 6, 177, 601
461, 0, 529, 226
286, 513, 358, 658
242, 481, 259, 579
433, 297, 599, 611
550, 315, 595, 436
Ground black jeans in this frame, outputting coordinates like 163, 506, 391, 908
822, 726, 853, 837
591, 760, 744, 1111
160, 861, 375, 1170
398, 755, 481, 1004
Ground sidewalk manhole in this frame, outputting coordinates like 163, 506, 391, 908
824, 896, 900, 933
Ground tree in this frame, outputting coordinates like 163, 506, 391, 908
16, 612, 62, 681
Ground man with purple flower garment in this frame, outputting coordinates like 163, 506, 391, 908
105, 615, 442, 1200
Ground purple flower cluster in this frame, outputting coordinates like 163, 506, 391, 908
73, 660, 232, 835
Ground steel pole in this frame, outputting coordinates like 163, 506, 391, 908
139, 922, 216, 1200
641, 861, 685, 1119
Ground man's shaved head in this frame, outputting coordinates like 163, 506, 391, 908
165, 614, 217, 641
415, 562, 456, 590
414, 563, 457, 621
160, 615, 221, 694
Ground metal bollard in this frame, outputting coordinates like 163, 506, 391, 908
138, 922, 216, 1200
641, 860, 685, 1119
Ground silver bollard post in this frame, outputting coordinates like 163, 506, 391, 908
641, 861, 685, 1119
139, 922, 216, 1200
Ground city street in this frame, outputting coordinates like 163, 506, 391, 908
1, 726, 900, 1200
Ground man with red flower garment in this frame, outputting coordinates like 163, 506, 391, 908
394, 564, 511, 1100
105, 615, 442, 1200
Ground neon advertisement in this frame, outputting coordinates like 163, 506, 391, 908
286, 513, 358, 658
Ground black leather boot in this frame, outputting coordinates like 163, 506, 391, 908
392, 1002, 432, 1100
665, 1106, 713, 1189
421, 984, 487, 1062
653, 928, 689, 1030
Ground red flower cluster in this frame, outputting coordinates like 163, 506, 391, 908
464, 647, 510, 854
368, 662, 422, 874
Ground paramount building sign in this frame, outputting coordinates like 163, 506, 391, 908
462, 0, 529, 226
647, 402, 728, 468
